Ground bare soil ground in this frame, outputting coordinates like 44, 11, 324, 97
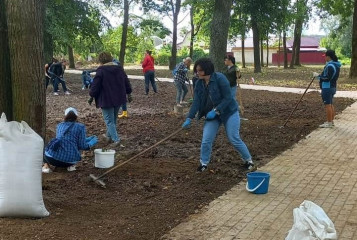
0, 71, 355, 240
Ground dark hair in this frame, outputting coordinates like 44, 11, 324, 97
193, 58, 215, 76
146, 50, 152, 55
325, 50, 338, 62
98, 52, 113, 64
225, 55, 235, 65
64, 111, 77, 122
52, 57, 58, 63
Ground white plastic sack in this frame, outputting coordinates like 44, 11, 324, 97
285, 200, 337, 240
0, 113, 49, 217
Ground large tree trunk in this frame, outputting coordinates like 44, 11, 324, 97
209, 0, 233, 71
169, 0, 181, 70
68, 45, 75, 69
350, 0, 357, 79
5, 0, 45, 137
0, 1, 12, 119
119, 0, 129, 66
241, 38, 246, 68
251, 17, 261, 73
283, 30, 288, 69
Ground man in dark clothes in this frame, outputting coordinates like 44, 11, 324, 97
49, 59, 70, 95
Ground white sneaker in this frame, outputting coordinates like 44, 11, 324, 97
180, 101, 188, 104
65, 91, 71, 95
53, 92, 59, 96
176, 104, 182, 107
67, 165, 76, 172
319, 122, 334, 128
42, 167, 51, 173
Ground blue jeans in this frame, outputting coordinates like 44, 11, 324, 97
144, 70, 157, 94
102, 107, 120, 142
200, 112, 251, 166
174, 81, 188, 103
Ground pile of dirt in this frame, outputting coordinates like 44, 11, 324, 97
0, 72, 354, 240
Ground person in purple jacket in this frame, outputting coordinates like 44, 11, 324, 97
90, 52, 132, 147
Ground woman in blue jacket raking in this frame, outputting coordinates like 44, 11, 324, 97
313, 50, 341, 128
182, 58, 256, 173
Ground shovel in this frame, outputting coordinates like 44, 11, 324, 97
89, 128, 183, 188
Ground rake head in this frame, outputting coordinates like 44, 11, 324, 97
89, 174, 106, 188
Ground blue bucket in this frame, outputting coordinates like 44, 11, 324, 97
246, 172, 270, 194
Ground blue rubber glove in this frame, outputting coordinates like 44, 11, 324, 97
206, 109, 216, 120
182, 118, 192, 129
88, 136, 98, 147
86, 136, 96, 142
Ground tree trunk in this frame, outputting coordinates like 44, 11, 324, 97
350, 0, 357, 79
251, 17, 261, 73
283, 30, 288, 69
209, 0, 233, 72
169, 0, 181, 70
241, 38, 246, 68
119, 0, 129, 66
260, 39, 264, 67
189, 4, 194, 60
68, 45, 75, 69
294, 19, 302, 66
0, 0, 12, 119
5, 0, 45, 137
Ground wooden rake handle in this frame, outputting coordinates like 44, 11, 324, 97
95, 128, 183, 180
283, 76, 315, 127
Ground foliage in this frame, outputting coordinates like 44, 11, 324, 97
46, 0, 109, 58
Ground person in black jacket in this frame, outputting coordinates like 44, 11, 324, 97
49, 59, 70, 96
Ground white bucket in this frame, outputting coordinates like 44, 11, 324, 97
94, 149, 115, 168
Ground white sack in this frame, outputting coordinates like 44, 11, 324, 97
0, 113, 49, 217
286, 200, 337, 240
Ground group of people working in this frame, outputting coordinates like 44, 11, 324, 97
42, 49, 340, 174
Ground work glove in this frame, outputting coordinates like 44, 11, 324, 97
88, 97, 94, 105
86, 135, 96, 142
182, 118, 192, 129
87, 136, 98, 148
127, 94, 133, 103
206, 109, 217, 120
312, 72, 319, 78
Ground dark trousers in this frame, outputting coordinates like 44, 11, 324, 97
144, 70, 157, 94
44, 155, 73, 167
53, 77, 68, 92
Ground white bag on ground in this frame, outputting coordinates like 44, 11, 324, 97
285, 200, 337, 240
0, 113, 49, 217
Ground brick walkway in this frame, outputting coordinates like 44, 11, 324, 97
162, 95, 357, 239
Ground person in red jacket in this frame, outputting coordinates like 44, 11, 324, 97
142, 50, 158, 95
